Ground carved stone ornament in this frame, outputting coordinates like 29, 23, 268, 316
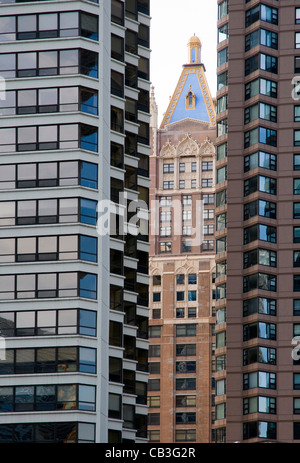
199, 137, 215, 155
176, 134, 199, 157
159, 141, 176, 158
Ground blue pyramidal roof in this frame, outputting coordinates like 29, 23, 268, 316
160, 63, 216, 130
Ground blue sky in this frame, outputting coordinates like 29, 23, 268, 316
150, 0, 218, 125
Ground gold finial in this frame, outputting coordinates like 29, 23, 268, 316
187, 35, 201, 64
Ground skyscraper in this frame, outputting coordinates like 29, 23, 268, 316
148, 36, 217, 443
214, 0, 300, 443
0, 0, 150, 444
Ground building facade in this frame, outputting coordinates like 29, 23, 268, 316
0, 0, 150, 443
214, 0, 300, 443
148, 37, 217, 443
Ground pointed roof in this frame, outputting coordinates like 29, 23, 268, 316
160, 36, 216, 130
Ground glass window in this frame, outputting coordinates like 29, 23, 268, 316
79, 347, 96, 373
38, 51, 58, 76
0, 16, 16, 42
80, 198, 97, 225
38, 13, 58, 38
17, 15, 37, 40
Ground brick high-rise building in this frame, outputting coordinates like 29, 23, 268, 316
148, 36, 217, 443
214, 0, 300, 443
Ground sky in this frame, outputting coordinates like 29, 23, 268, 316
150, 0, 218, 126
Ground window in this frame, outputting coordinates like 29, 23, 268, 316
176, 274, 185, 285
149, 346, 160, 358
245, 77, 277, 100
202, 178, 213, 188
217, 166, 227, 184
218, 0, 228, 20
243, 396, 276, 415
216, 237, 227, 254
160, 196, 172, 207
176, 412, 196, 424
245, 29, 278, 52
179, 163, 185, 173
294, 300, 300, 316
294, 203, 300, 219
175, 378, 196, 391
243, 297, 276, 317
216, 189, 227, 207
160, 211, 172, 222
217, 95, 227, 114
159, 241, 171, 253
217, 71, 227, 91
163, 163, 174, 174
188, 291, 196, 301
111, 34, 124, 62
0, 346, 96, 375
204, 224, 214, 235
244, 199, 276, 221
111, 0, 124, 25
176, 344, 196, 356
0, 308, 96, 337
217, 118, 227, 137
244, 421, 276, 441
243, 346, 276, 366
244, 102, 277, 124
218, 23, 228, 44
0, 123, 98, 153
244, 371, 276, 390
245, 53, 277, 76
243, 322, 276, 341
244, 175, 276, 196
202, 161, 213, 171
203, 194, 214, 205
244, 127, 277, 148
0, 86, 98, 117
0, 49, 98, 79
217, 48, 228, 67
160, 226, 171, 237
295, 374, 300, 391
176, 324, 196, 337
176, 291, 185, 302
244, 249, 277, 268
175, 429, 196, 442
245, 4, 278, 27
295, 58, 300, 74
176, 361, 196, 373
243, 272, 276, 292
204, 209, 214, 220
216, 307, 226, 325
294, 228, 300, 243
216, 213, 226, 231
244, 224, 276, 244
188, 274, 197, 285
294, 276, 300, 292
244, 151, 277, 172
294, 131, 300, 147
0, 160, 97, 190
216, 331, 226, 349
163, 181, 174, 190
182, 195, 192, 206
152, 293, 161, 303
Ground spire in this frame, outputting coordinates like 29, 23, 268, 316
159, 35, 216, 129
187, 34, 202, 64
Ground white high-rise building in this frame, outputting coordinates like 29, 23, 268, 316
0, 0, 150, 443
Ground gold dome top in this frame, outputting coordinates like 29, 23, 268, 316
188, 35, 201, 46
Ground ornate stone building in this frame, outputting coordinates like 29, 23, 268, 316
147, 36, 217, 443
